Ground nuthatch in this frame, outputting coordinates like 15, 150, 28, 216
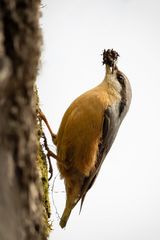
40, 49, 132, 228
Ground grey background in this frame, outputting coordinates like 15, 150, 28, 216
38, 0, 160, 239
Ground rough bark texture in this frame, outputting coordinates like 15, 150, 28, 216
0, 0, 47, 239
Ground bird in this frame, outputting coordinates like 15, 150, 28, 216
39, 49, 132, 228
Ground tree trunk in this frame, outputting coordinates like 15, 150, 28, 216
0, 1, 48, 239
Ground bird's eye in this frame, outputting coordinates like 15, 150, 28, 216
117, 74, 125, 84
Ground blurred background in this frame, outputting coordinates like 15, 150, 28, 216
38, 0, 160, 239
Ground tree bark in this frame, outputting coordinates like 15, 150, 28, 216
0, 1, 47, 239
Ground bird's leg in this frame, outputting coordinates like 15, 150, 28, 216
47, 153, 53, 181
42, 131, 58, 180
42, 131, 57, 160
38, 109, 57, 145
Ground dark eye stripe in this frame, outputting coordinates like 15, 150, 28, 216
117, 73, 127, 117
119, 100, 126, 116
117, 73, 125, 85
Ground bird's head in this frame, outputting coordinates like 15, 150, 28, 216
102, 49, 129, 94
102, 49, 119, 71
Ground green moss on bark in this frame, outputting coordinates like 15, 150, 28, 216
34, 87, 52, 235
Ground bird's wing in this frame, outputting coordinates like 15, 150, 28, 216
79, 106, 120, 212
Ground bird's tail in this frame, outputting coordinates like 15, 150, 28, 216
60, 187, 81, 228
60, 207, 72, 228
60, 178, 85, 228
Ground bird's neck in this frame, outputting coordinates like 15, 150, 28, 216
102, 65, 122, 94
103, 65, 117, 84
104, 65, 112, 82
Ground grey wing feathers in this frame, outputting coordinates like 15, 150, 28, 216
79, 106, 119, 212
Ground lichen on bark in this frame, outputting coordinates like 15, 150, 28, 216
35, 87, 52, 234
0, 0, 51, 239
